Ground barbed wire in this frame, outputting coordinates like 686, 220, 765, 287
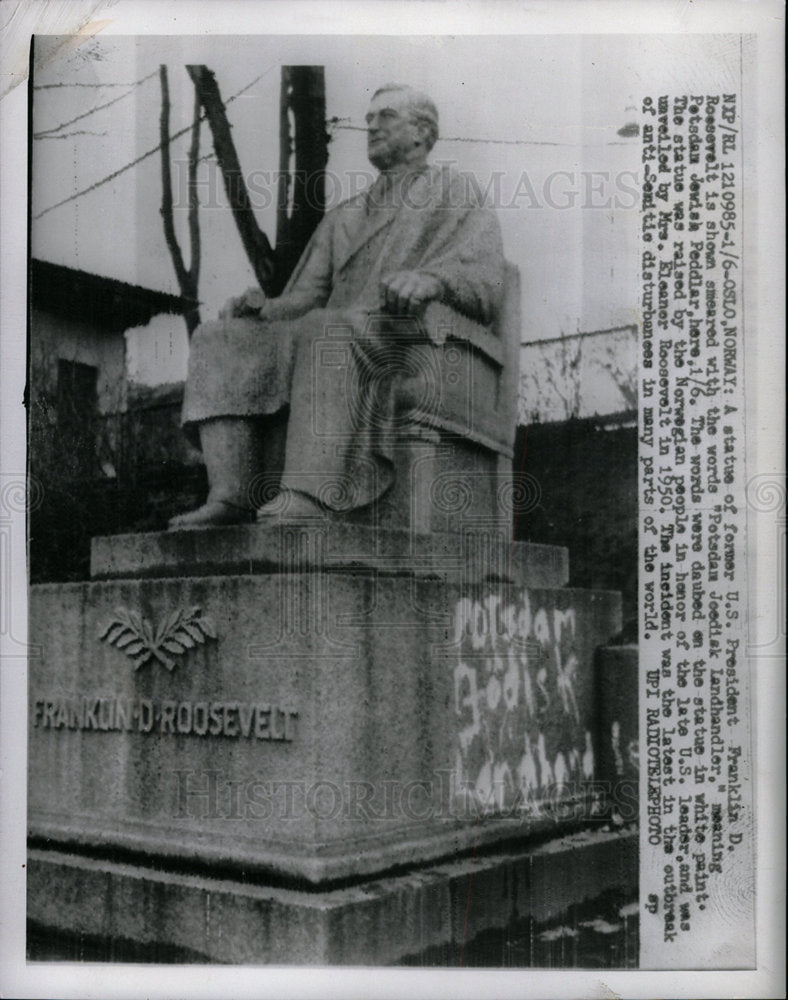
33, 67, 275, 221
328, 121, 633, 148
36, 130, 108, 140
33, 79, 154, 90
33, 70, 158, 139
328, 121, 568, 147
34, 78, 634, 220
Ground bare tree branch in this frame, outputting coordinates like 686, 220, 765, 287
600, 337, 638, 410
187, 86, 201, 292
159, 66, 189, 292
159, 65, 201, 336
186, 64, 276, 294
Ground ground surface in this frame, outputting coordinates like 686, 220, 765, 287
28, 886, 639, 968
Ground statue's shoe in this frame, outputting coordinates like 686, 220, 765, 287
168, 500, 255, 530
256, 492, 325, 522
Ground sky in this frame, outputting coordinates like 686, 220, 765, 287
30, 33, 741, 388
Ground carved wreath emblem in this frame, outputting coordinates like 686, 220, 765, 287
97, 606, 217, 671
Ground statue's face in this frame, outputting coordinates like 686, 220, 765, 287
365, 90, 427, 170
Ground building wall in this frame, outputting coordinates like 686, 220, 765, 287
30, 307, 128, 416
518, 326, 637, 425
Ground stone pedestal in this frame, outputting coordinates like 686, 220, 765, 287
595, 644, 640, 822
28, 828, 637, 965
28, 522, 633, 960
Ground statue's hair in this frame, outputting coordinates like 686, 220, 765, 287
371, 84, 439, 151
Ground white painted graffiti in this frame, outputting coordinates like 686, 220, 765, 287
452, 591, 593, 814
610, 720, 640, 777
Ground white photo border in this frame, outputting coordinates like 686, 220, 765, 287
1, 1, 784, 997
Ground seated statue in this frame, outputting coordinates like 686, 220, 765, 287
170, 83, 505, 528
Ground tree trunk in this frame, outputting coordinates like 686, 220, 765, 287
186, 64, 277, 295
274, 67, 329, 293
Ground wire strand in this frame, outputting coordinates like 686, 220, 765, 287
33, 67, 275, 221
36, 130, 108, 140
33, 70, 158, 139
34, 75, 633, 221
328, 121, 633, 147
33, 78, 156, 90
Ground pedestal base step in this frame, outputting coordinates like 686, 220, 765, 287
28, 827, 637, 965
90, 524, 569, 587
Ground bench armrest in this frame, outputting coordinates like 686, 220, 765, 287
421, 301, 505, 367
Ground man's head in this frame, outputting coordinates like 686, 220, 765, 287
365, 85, 439, 171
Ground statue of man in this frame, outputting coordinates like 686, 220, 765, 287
171, 84, 505, 528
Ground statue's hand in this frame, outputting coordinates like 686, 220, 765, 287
218, 294, 243, 320
239, 286, 267, 316
219, 287, 268, 320
380, 271, 443, 317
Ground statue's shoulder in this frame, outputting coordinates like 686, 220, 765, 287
329, 190, 371, 215
318, 168, 493, 218
425, 165, 495, 210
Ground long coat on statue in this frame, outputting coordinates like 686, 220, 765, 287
182, 164, 506, 511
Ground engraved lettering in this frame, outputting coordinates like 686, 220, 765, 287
160, 701, 176, 734
29, 696, 300, 742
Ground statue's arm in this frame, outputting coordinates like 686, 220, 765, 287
223, 213, 335, 323
261, 217, 335, 320
416, 207, 505, 327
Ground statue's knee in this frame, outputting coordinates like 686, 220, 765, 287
190, 321, 233, 362
190, 321, 215, 350
292, 321, 324, 356
196, 318, 229, 341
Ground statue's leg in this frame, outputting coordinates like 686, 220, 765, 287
258, 314, 352, 520
172, 312, 291, 529
169, 417, 263, 529
257, 314, 395, 520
